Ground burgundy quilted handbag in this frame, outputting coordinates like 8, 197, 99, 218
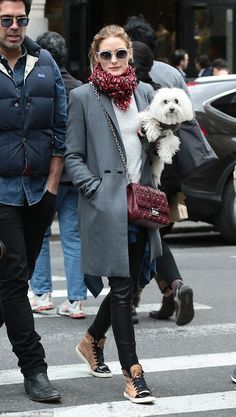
127, 183, 170, 229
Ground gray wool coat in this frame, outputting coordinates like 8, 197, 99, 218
64, 81, 162, 278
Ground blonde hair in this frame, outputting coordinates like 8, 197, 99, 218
89, 25, 132, 61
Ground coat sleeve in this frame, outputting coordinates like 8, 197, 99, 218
64, 88, 101, 198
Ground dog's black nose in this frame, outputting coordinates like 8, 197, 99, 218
169, 107, 175, 113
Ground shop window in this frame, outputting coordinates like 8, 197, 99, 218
194, 7, 233, 68
45, 0, 63, 34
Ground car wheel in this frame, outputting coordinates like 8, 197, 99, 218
215, 178, 236, 244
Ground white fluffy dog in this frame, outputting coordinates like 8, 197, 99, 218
139, 87, 194, 185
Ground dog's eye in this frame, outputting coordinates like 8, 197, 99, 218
174, 99, 179, 104
164, 99, 168, 104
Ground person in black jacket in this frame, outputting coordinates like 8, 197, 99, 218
30, 31, 88, 320
0, 0, 67, 402
131, 37, 194, 326
195, 54, 212, 77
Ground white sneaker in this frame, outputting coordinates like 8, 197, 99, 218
29, 293, 54, 312
57, 300, 86, 319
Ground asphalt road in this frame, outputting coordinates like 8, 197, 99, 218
0, 222, 236, 417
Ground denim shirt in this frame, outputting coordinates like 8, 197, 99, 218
0, 46, 67, 206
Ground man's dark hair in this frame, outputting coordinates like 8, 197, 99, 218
0, 0, 32, 15
124, 15, 156, 53
36, 31, 67, 68
212, 58, 229, 71
195, 54, 211, 69
171, 49, 187, 66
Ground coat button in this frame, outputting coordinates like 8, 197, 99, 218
14, 102, 19, 107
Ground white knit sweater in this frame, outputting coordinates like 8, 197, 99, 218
112, 95, 142, 183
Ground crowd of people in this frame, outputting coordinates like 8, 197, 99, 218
0, 0, 234, 406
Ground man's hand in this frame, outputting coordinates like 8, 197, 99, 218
47, 156, 64, 195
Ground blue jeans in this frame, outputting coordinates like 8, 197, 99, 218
31, 185, 87, 301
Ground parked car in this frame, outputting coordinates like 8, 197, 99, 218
181, 75, 236, 243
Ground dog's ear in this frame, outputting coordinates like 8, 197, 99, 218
174, 89, 194, 121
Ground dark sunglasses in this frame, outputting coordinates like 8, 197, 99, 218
0, 16, 29, 28
96, 48, 129, 62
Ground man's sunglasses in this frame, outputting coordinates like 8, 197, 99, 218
0, 16, 29, 28
96, 48, 129, 62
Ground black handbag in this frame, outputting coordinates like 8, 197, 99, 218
176, 120, 218, 180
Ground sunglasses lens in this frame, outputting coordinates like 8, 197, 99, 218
99, 51, 112, 61
17, 17, 29, 26
116, 49, 128, 59
1, 18, 13, 27
0, 17, 29, 27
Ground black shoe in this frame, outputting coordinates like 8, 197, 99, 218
231, 368, 236, 383
175, 284, 194, 326
24, 372, 62, 402
149, 293, 175, 320
132, 305, 139, 324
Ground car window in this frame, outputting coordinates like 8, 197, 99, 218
211, 92, 236, 118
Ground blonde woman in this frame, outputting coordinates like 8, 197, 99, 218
65, 25, 162, 403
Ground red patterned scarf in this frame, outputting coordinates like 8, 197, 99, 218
89, 63, 137, 111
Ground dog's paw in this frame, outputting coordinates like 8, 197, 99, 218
157, 134, 180, 163
145, 119, 162, 142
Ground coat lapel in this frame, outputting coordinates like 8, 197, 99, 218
98, 91, 127, 159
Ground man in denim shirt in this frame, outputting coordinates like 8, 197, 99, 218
0, 0, 67, 402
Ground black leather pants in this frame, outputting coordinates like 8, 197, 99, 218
89, 228, 147, 371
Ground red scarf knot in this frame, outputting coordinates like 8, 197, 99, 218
89, 63, 137, 111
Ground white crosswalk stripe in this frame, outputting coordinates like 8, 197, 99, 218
2, 275, 236, 416
32, 302, 211, 318
1, 351, 236, 385
2, 391, 236, 417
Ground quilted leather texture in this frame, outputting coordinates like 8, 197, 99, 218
127, 183, 169, 229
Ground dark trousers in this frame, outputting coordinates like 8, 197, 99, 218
89, 228, 147, 371
0, 191, 56, 376
157, 238, 181, 287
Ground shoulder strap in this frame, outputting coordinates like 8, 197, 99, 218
90, 82, 132, 183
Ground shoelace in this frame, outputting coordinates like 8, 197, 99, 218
95, 345, 105, 366
132, 375, 151, 397
91, 340, 106, 367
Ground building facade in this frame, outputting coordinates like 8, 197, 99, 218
29, 0, 236, 80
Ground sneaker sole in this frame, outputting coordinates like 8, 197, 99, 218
75, 345, 113, 378
124, 392, 155, 403
175, 286, 194, 326
31, 305, 54, 312
231, 375, 236, 383
57, 311, 86, 319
